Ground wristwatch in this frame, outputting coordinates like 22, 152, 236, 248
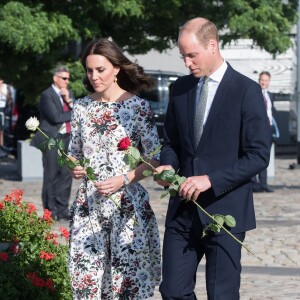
123, 174, 130, 186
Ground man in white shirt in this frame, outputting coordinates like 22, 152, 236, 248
156, 17, 271, 299
252, 71, 274, 193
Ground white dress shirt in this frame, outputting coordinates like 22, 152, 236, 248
262, 89, 273, 125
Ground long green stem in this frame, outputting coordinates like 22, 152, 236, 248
193, 201, 255, 256
37, 127, 94, 181
37, 127, 49, 139
130, 152, 156, 171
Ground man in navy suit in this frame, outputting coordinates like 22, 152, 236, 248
31, 65, 74, 221
156, 18, 272, 299
252, 71, 275, 193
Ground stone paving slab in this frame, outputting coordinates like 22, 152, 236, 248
1, 155, 300, 299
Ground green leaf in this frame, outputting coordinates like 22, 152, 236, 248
129, 147, 141, 161
66, 160, 77, 169
213, 214, 225, 226
202, 229, 208, 238
47, 137, 56, 150
86, 167, 94, 175
224, 215, 236, 228
56, 139, 65, 151
153, 169, 176, 183
85, 166, 96, 180
80, 157, 90, 167
171, 184, 179, 192
169, 189, 177, 197
209, 224, 221, 233
57, 156, 67, 167
175, 174, 186, 185
124, 154, 139, 169
149, 145, 162, 158
143, 169, 153, 177
37, 141, 48, 152
88, 173, 97, 181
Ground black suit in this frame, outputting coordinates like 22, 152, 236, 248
159, 64, 272, 299
31, 86, 74, 219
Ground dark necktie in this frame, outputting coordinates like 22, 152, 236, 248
62, 95, 71, 133
262, 91, 268, 109
194, 77, 209, 146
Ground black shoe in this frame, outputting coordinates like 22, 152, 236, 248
262, 187, 274, 193
57, 214, 70, 221
253, 187, 264, 193
52, 214, 59, 221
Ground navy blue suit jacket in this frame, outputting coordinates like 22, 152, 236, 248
161, 64, 272, 233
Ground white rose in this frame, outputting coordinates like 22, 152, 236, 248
25, 116, 40, 131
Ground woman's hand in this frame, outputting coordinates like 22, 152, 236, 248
94, 175, 125, 196
69, 165, 86, 180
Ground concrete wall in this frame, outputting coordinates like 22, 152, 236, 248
17, 140, 43, 181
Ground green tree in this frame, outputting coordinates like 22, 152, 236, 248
0, 0, 298, 106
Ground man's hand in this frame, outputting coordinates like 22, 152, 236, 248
60, 88, 71, 102
179, 175, 211, 201
154, 165, 175, 186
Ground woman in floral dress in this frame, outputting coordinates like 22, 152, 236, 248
68, 39, 161, 299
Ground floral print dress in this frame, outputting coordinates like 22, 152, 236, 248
68, 95, 161, 300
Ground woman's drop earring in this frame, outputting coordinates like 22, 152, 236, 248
114, 74, 117, 83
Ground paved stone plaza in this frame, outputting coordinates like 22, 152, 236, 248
1, 155, 299, 299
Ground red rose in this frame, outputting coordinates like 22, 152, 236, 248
118, 137, 131, 150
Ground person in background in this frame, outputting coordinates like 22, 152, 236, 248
67, 38, 161, 299
252, 71, 276, 193
31, 65, 74, 221
0, 79, 15, 149
155, 17, 271, 299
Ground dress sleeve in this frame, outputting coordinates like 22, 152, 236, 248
68, 100, 83, 160
138, 99, 161, 161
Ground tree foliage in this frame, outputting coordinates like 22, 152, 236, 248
0, 0, 298, 105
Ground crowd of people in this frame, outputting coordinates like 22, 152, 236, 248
3, 16, 276, 300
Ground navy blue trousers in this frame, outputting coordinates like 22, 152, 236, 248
159, 219, 245, 300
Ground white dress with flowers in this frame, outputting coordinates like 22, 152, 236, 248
68, 95, 161, 300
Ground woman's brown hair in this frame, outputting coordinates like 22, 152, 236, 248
81, 38, 155, 94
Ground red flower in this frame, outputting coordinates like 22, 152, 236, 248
118, 137, 131, 150
0, 252, 9, 261
4, 195, 13, 202
59, 227, 70, 240
0, 202, 4, 210
45, 278, 55, 291
45, 232, 59, 245
34, 278, 45, 287
42, 209, 53, 224
40, 251, 56, 261
26, 203, 37, 214
4, 190, 24, 204
27, 272, 46, 287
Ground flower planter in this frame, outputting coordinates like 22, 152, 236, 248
17, 140, 43, 181
0, 242, 11, 251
